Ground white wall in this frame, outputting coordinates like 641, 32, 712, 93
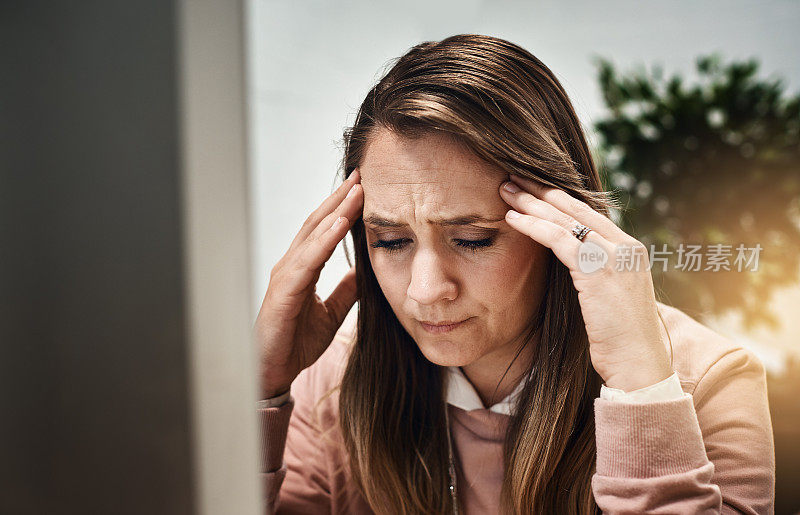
246, 0, 800, 359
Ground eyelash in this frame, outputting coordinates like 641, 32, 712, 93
370, 237, 495, 255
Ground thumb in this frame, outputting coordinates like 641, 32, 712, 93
323, 266, 358, 329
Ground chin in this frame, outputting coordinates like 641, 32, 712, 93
413, 337, 474, 367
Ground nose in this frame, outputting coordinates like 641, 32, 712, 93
406, 248, 459, 305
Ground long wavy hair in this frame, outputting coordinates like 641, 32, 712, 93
337, 34, 618, 514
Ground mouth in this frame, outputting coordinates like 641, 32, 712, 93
418, 317, 472, 334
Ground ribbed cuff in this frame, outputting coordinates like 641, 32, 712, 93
258, 399, 295, 473
600, 371, 686, 403
257, 389, 292, 409
594, 394, 709, 478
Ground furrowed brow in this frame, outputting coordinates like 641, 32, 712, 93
363, 214, 505, 227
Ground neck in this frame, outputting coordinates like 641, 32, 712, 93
459, 330, 538, 408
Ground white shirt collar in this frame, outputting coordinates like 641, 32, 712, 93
444, 366, 526, 416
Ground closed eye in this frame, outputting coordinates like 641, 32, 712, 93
454, 238, 494, 251
370, 238, 410, 254
370, 237, 495, 254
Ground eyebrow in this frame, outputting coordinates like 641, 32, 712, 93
363, 213, 506, 227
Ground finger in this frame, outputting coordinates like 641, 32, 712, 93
282, 214, 354, 300
508, 174, 623, 243
296, 184, 364, 292
304, 182, 363, 246
505, 210, 584, 271
499, 181, 610, 249
323, 266, 358, 330
288, 168, 361, 254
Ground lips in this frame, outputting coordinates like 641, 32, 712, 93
418, 317, 472, 334
420, 319, 466, 326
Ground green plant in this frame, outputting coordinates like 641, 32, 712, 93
593, 54, 800, 329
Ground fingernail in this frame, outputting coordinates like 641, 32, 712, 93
503, 181, 521, 193
507, 210, 521, 219
346, 184, 357, 199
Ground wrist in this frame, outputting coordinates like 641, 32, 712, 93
261, 378, 293, 400
263, 386, 290, 399
602, 360, 673, 392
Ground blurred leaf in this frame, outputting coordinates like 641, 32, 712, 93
594, 54, 800, 329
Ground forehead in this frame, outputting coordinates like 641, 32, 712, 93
359, 128, 507, 220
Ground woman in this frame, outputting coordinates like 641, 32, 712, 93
255, 34, 774, 514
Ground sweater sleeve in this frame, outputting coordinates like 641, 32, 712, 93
258, 332, 361, 514
258, 381, 337, 515
258, 400, 295, 513
591, 347, 774, 514
600, 372, 686, 403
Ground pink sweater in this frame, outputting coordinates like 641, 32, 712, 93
259, 302, 775, 514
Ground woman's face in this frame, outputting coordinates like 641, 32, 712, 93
360, 127, 549, 368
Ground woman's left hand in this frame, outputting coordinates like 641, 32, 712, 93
499, 174, 673, 392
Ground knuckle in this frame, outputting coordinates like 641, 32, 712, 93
549, 224, 569, 244
557, 212, 575, 228
627, 238, 648, 255
301, 210, 318, 230
573, 201, 595, 220
523, 215, 540, 232
597, 261, 615, 278
622, 235, 643, 247
268, 257, 288, 282
317, 211, 338, 233
310, 232, 329, 252
547, 189, 570, 207
288, 262, 312, 286
298, 244, 320, 269
269, 260, 281, 277
522, 196, 539, 212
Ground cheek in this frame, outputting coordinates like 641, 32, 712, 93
471, 240, 537, 288
366, 238, 545, 314
476, 240, 546, 317
367, 249, 407, 303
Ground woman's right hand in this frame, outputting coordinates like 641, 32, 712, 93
254, 169, 363, 399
